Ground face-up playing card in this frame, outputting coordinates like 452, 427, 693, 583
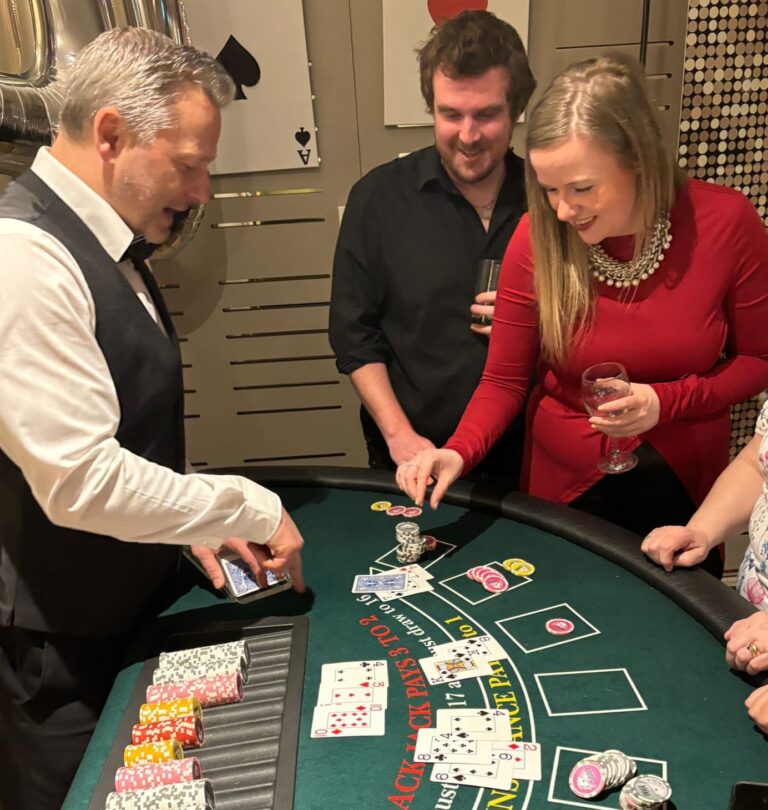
320, 660, 389, 687
375, 575, 434, 602
394, 564, 433, 580
414, 730, 494, 763
353, 572, 407, 593
493, 741, 542, 781
430, 634, 507, 663
316, 681, 387, 709
419, 655, 494, 686
310, 705, 385, 738
435, 708, 511, 741
429, 749, 516, 790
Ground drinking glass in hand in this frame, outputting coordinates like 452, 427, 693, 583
581, 361, 638, 474
471, 259, 501, 326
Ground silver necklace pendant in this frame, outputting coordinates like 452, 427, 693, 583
589, 216, 672, 288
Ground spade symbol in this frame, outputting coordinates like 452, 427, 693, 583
216, 35, 260, 100
295, 127, 311, 147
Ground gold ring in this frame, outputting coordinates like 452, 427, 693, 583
748, 642, 760, 658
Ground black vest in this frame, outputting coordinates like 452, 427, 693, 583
0, 171, 185, 637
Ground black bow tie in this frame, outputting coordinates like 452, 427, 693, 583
120, 237, 158, 264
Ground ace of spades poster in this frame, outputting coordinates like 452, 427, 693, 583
383, 1, 530, 126
182, 0, 319, 174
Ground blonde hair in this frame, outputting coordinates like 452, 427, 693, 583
60, 27, 234, 142
525, 52, 683, 365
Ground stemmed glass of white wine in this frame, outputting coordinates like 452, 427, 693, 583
581, 362, 638, 474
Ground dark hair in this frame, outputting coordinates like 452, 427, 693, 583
417, 11, 535, 121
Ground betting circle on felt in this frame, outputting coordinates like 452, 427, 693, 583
68, 469, 766, 810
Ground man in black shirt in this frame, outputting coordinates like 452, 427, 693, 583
329, 11, 535, 483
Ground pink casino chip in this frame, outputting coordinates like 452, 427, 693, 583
569, 761, 605, 799
385, 505, 407, 517
545, 618, 575, 635
402, 506, 423, 518
481, 573, 509, 593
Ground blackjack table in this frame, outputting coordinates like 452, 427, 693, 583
65, 467, 768, 810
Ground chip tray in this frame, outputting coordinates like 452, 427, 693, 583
88, 616, 308, 810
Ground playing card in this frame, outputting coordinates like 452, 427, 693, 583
352, 572, 407, 593
320, 660, 389, 687
430, 634, 507, 663
419, 655, 494, 686
310, 705, 385, 738
316, 680, 387, 708
494, 741, 542, 781
429, 751, 516, 789
219, 556, 281, 596
375, 575, 434, 602
394, 564, 433, 581
414, 730, 494, 763
435, 708, 511, 741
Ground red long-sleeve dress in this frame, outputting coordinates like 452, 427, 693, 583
445, 179, 768, 506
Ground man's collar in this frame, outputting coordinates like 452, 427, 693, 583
416, 144, 522, 201
416, 146, 454, 193
30, 146, 134, 263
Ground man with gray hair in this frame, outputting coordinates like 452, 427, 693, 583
0, 27, 305, 809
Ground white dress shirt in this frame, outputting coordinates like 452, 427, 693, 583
0, 147, 281, 549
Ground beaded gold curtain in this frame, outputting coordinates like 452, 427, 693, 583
678, 0, 768, 457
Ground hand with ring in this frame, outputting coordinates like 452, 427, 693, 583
724, 612, 768, 675
396, 448, 464, 509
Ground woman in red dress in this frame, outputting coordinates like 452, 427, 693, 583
398, 53, 768, 576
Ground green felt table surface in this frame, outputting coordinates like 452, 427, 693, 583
65, 478, 768, 810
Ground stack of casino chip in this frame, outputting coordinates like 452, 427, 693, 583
569, 750, 637, 799
105, 778, 215, 810
123, 739, 184, 768
132, 714, 204, 748
139, 697, 203, 725
466, 565, 509, 594
146, 672, 244, 708
114, 758, 202, 792
159, 640, 250, 670
152, 641, 249, 686
395, 521, 424, 564
619, 775, 672, 809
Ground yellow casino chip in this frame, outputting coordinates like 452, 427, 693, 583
139, 698, 203, 725
370, 501, 392, 512
502, 558, 535, 577
123, 739, 183, 767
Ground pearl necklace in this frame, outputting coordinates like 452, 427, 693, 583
589, 215, 672, 288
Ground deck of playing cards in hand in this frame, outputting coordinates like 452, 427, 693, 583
310, 660, 389, 738
415, 709, 542, 789
351, 564, 434, 601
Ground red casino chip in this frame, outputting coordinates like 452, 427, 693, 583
545, 618, 575, 635
131, 715, 204, 748
422, 535, 438, 551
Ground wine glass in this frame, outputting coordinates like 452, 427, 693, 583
581, 361, 638, 474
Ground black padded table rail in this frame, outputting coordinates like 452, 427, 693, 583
67, 466, 768, 810
87, 616, 308, 810
217, 465, 757, 648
